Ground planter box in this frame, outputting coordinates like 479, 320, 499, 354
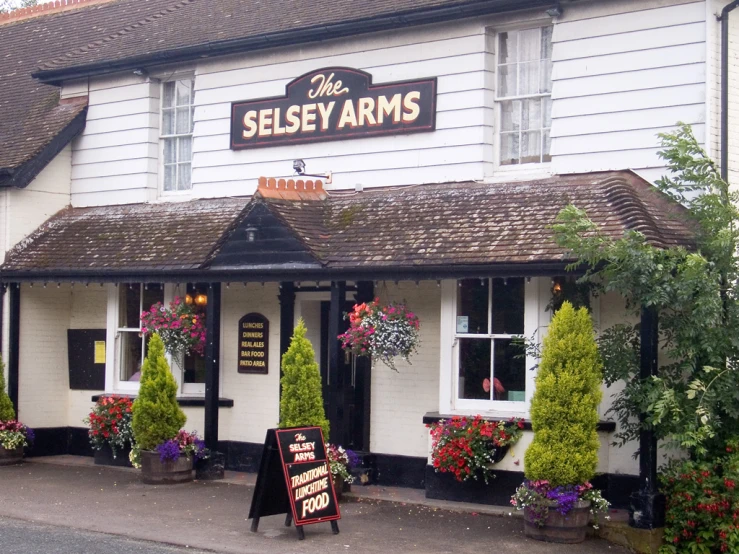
140, 450, 194, 485
524, 500, 591, 544
0, 445, 23, 466
94, 443, 133, 468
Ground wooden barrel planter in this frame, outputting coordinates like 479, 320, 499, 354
0, 445, 23, 466
139, 450, 194, 484
524, 500, 591, 544
332, 475, 346, 501
94, 443, 133, 468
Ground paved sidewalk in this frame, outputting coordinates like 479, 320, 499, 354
0, 457, 630, 554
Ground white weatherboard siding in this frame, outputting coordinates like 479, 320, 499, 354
550, 1, 707, 175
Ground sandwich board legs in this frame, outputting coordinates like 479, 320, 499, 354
331, 521, 340, 535
250, 517, 260, 533
285, 513, 292, 527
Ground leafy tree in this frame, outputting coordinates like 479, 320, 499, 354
279, 319, 330, 440
552, 123, 739, 459
0, 355, 15, 422
132, 333, 186, 451
0, 0, 38, 14
525, 302, 602, 486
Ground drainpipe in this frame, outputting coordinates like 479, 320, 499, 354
720, 1, 739, 181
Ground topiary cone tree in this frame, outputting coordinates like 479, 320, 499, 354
132, 333, 186, 451
524, 301, 603, 487
0, 355, 15, 422
279, 318, 330, 440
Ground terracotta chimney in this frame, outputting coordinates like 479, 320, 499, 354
255, 177, 328, 201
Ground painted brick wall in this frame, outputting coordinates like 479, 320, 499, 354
17, 284, 71, 428
371, 281, 441, 457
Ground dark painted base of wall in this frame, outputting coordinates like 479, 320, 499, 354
25, 429, 637, 510
425, 466, 639, 510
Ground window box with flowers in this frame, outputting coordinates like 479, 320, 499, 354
338, 298, 420, 371
85, 395, 134, 468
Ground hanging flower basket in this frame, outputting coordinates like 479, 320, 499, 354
140, 296, 206, 368
338, 298, 420, 371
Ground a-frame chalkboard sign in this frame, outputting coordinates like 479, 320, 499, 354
248, 427, 340, 540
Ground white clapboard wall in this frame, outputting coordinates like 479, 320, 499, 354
64, 0, 711, 207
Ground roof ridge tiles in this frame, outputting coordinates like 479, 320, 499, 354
601, 176, 665, 248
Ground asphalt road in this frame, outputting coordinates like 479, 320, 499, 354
0, 516, 211, 554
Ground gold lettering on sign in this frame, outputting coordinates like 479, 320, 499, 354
308, 72, 350, 99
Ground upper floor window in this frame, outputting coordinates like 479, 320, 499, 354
496, 26, 553, 165
161, 79, 194, 193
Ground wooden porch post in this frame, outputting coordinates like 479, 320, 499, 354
204, 282, 222, 450
8, 283, 20, 416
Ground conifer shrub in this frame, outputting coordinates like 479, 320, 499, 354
279, 319, 330, 440
132, 333, 186, 451
524, 301, 602, 486
0, 355, 15, 422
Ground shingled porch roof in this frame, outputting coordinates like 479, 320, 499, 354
0, 171, 694, 282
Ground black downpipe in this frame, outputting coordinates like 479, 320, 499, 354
0, 284, 5, 361
721, 1, 739, 181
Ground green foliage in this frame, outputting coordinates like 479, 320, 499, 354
279, 319, 329, 440
0, 355, 15, 422
0, 0, 37, 13
552, 123, 739, 460
659, 439, 739, 554
131, 334, 186, 451
525, 302, 602, 486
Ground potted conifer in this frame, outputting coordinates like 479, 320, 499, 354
131, 333, 193, 484
510, 302, 609, 543
0, 355, 33, 466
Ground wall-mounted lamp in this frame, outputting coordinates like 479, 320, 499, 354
293, 159, 306, 175
546, 2, 563, 17
245, 226, 258, 242
132, 68, 148, 78
289, 159, 332, 183
194, 293, 208, 306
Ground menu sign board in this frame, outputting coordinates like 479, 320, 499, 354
248, 427, 340, 540
237, 313, 269, 374
231, 67, 437, 149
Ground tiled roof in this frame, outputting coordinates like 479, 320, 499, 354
2, 198, 248, 272
0, 0, 186, 181
34, 0, 553, 79
0, 172, 694, 278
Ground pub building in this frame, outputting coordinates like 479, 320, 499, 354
0, 0, 721, 520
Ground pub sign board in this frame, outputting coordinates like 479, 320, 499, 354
237, 313, 269, 374
231, 67, 437, 149
248, 427, 340, 540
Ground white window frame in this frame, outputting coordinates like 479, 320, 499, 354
104, 283, 215, 397
438, 277, 548, 417
160, 76, 195, 197
493, 25, 553, 170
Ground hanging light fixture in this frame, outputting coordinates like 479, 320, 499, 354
194, 293, 208, 306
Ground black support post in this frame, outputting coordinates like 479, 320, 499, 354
200, 282, 224, 480
8, 283, 20, 416
629, 306, 665, 529
278, 282, 296, 377
0, 283, 5, 360
328, 281, 346, 388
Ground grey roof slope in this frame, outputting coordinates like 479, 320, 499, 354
0, 172, 695, 279
34, 0, 554, 80
0, 0, 182, 185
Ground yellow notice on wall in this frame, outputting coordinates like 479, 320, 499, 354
94, 341, 106, 364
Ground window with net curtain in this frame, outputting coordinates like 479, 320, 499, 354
497, 27, 553, 165
161, 79, 194, 192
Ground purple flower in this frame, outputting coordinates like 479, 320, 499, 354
156, 439, 182, 462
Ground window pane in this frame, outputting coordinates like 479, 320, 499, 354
119, 331, 143, 382
164, 164, 176, 191
119, 284, 141, 328
178, 136, 192, 163
521, 131, 542, 164
492, 277, 525, 334
500, 132, 519, 165
176, 107, 191, 134
500, 100, 520, 132
457, 279, 489, 334
178, 163, 192, 190
518, 61, 539, 96
540, 26, 553, 59
142, 283, 164, 314
164, 138, 176, 164
458, 338, 491, 400
518, 28, 540, 62
540, 59, 553, 94
493, 338, 526, 401
498, 31, 516, 65
521, 98, 541, 131
162, 81, 175, 108
176, 79, 191, 107
497, 64, 516, 97
162, 108, 174, 135
543, 96, 552, 129
543, 130, 552, 162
